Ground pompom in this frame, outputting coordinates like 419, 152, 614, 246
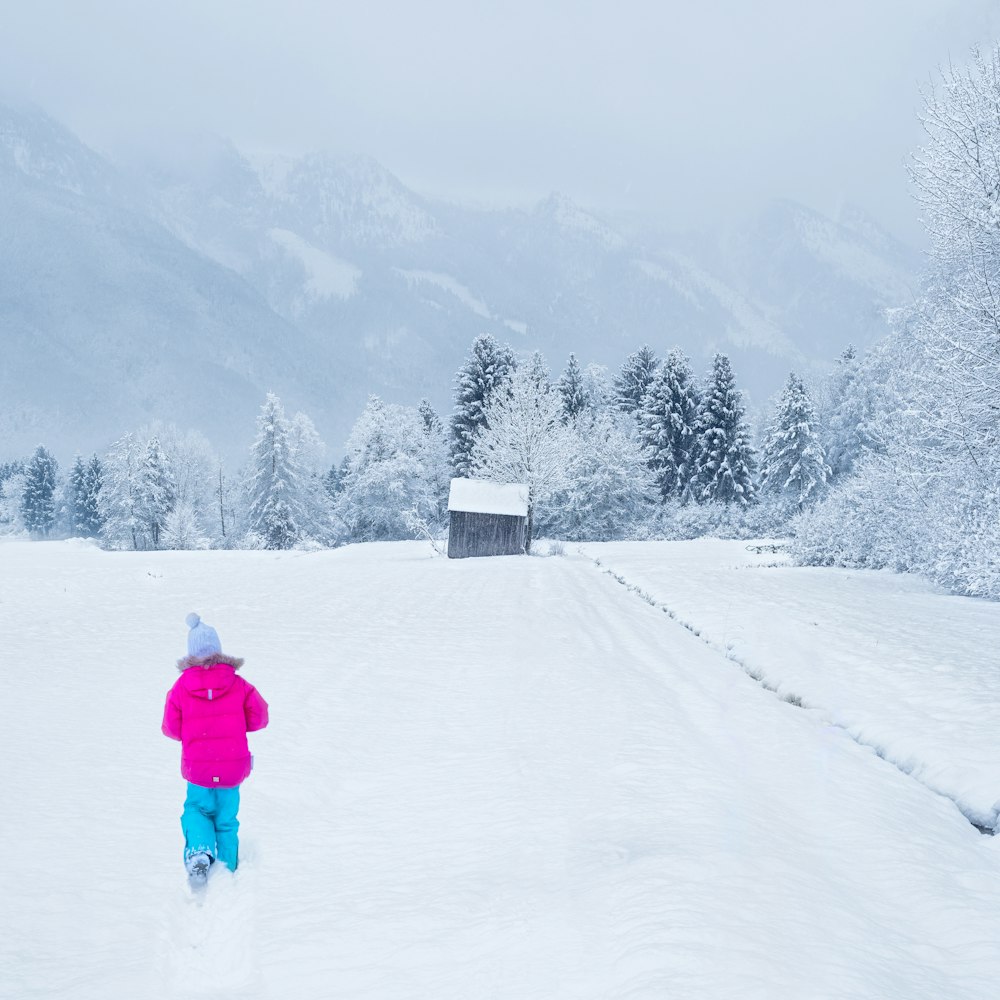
186, 612, 201, 629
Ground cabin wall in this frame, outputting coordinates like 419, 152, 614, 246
447, 511, 527, 558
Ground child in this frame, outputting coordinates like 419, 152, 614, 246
162, 613, 269, 885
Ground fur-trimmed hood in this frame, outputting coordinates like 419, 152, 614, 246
176, 652, 245, 672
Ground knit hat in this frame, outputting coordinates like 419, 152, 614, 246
186, 612, 222, 658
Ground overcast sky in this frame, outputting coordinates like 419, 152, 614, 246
3, 0, 999, 242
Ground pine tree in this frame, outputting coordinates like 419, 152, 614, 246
760, 373, 830, 510
822, 346, 879, 480
614, 345, 660, 415
0, 460, 24, 483
582, 363, 613, 413
99, 433, 142, 549
418, 398, 443, 436
524, 350, 551, 392
418, 399, 452, 528
639, 349, 701, 501
81, 455, 105, 536
68, 455, 89, 535
450, 334, 516, 477
245, 393, 304, 550
693, 354, 757, 506
287, 410, 337, 546
323, 461, 343, 499
138, 436, 176, 549
67, 453, 104, 537
557, 354, 588, 423
21, 446, 58, 536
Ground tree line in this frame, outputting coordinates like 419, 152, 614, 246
0, 338, 866, 554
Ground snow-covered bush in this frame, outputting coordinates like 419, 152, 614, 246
547, 410, 656, 541
0, 470, 27, 535
648, 495, 792, 541
161, 501, 211, 551
337, 396, 450, 543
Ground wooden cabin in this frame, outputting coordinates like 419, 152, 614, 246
447, 478, 529, 559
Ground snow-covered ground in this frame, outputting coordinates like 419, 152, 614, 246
2, 538, 999, 999
581, 540, 1000, 829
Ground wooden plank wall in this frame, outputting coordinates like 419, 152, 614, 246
447, 511, 527, 558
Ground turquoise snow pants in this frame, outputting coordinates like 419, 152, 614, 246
181, 782, 241, 871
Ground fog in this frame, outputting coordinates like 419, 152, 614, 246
3, 0, 1000, 242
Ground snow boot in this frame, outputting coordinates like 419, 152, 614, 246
186, 851, 213, 888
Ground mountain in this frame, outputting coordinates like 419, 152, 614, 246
0, 107, 347, 463
0, 104, 921, 465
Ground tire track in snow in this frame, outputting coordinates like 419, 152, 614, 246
581, 551, 997, 837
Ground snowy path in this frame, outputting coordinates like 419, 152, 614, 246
2, 539, 1000, 998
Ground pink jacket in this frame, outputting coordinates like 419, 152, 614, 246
162, 653, 269, 788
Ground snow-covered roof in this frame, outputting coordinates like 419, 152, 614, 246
448, 478, 528, 517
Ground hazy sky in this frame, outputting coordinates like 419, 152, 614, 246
3, 0, 999, 242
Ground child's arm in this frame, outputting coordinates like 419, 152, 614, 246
244, 684, 269, 733
161, 687, 182, 741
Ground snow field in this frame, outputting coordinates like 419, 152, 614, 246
1, 538, 999, 998
581, 540, 1000, 828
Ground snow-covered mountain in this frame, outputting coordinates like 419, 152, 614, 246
0, 106, 347, 463
0, 103, 920, 463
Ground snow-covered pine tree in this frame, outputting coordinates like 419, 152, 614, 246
323, 457, 349, 500
693, 354, 757, 506
524, 350, 551, 391
99, 433, 142, 549
288, 410, 336, 546
760, 372, 830, 510
20, 445, 58, 537
418, 400, 452, 529
582, 363, 613, 414
613, 345, 660, 415
418, 398, 443, 436
138, 436, 176, 549
557, 354, 588, 423
450, 334, 516, 477
77, 454, 104, 537
84, 456, 105, 534
65, 454, 101, 538
68, 455, 89, 536
470, 365, 577, 552
0, 460, 23, 483
245, 393, 305, 550
639, 349, 701, 501
821, 346, 880, 480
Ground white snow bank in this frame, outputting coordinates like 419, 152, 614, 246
448, 477, 528, 516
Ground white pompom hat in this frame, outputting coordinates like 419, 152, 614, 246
186, 612, 222, 658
